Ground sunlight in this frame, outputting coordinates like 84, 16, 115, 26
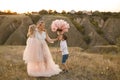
0, 0, 120, 13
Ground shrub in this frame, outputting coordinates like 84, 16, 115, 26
96, 28, 104, 35
72, 20, 85, 34
84, 35, 91, 44
61, 10, 67, 14
39, 9, 48, 15
68, 15, 85, 34
90, 18, 104, 35
91, 20, 98, 27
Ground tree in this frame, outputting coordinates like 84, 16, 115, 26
39, 9, 48, 15
92, 11, 101, 16
53, 10, 58, 14
48, 10, 53, 14
76, 11, 82, 15
61, 10, 66, 14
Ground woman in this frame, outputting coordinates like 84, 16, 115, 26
23, 21, 61, 77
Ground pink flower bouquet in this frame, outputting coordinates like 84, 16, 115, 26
51, 19, 70, 34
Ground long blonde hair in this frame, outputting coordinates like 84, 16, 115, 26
27, 24, 36, 37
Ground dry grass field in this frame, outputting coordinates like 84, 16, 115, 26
0, 46, 120, 80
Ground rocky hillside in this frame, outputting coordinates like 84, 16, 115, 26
73, 16, 120, 46
0, 14, 120, 50
0, 15, 33, 45
39, 15, 87, 48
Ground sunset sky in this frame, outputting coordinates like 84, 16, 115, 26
0, 0, 120, 13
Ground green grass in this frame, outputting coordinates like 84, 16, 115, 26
0, 46, 120, 80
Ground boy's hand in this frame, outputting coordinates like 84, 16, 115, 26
57, 35, 60, 40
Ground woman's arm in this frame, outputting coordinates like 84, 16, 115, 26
45, 30, 58, 43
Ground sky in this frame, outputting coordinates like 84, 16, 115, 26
0, 0, 120, 13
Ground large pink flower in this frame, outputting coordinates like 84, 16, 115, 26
51, 19, 70, 33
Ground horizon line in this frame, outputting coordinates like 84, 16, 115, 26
0, 9, 120, 14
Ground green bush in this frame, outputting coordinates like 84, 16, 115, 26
89, 17, 98, 27
91, 20, 98, 27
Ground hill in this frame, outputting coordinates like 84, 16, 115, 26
38, 15, 87, 48
0, 14, 120, 52
0, 15, 33, 45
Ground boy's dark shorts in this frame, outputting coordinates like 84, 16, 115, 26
62, 54, 69, 64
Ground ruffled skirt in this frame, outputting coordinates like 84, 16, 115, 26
23, 38, 61, 77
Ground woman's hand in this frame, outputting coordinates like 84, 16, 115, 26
53, 37, 58, 42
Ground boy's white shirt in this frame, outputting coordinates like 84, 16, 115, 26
60, 40, 69, 55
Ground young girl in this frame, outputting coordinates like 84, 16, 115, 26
58, 34, 69, 72
23, 24, 40, 68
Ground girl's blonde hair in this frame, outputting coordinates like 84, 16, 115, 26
27, 24, 36, 37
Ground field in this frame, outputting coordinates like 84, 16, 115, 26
0, 46, 120, 80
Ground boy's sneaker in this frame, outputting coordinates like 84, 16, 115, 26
62, 69, 68, 73
65, 70, 68, 73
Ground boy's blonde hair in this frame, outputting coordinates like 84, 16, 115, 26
27, 24, 36, 37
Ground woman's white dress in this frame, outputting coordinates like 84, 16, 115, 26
23, 31, 61, 77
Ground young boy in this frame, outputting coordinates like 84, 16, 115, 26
58, 34, 69, 72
